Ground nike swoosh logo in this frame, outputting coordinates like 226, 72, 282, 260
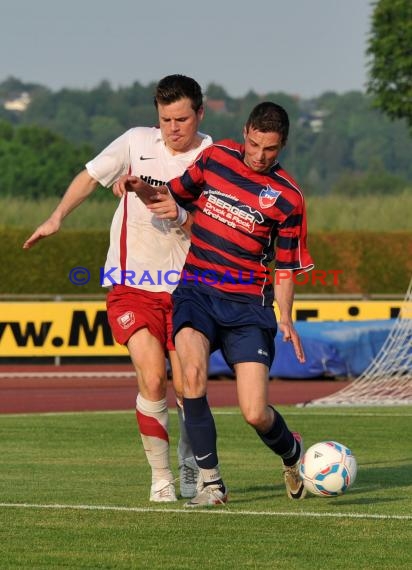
140, 156, 155, 160
195, 453, 212, 461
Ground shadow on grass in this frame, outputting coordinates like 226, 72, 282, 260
360, 458, 412, 467
333, 496, 403, 507
227, 484, 287, 505
357, 462, 412, 489
227, 462, 412, 506
227, 487, 407, 507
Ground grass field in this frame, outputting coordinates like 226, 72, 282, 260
2, 191, 412, 231
1, 407, 411, 569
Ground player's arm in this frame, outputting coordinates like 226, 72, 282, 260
117, 175, 169, 204
180, 212, 194, 236
23, 169, 98, 249
148, 154, 207, 234
146, 190, 193, 236
275, 271, 305, 363
274, 193, 313, 361
118, 174, 193, 234
112, 174, 139, 197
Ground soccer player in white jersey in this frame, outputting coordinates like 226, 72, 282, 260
23, 75, 212, 502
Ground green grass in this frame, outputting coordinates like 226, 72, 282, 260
306, 190, 412, 231
2, 192, 412, 231
1, 407, 411, 569
0, 196, 117, 231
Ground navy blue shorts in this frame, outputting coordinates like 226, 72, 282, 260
172, 287, 277, 368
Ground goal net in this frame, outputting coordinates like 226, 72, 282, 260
301, 278, 412, 406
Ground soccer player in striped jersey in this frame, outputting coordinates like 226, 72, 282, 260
23, 75, 213, 503
123, 101, 314, 506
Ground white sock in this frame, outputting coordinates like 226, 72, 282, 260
135, 394, 173, 484
199, 466, 222, 485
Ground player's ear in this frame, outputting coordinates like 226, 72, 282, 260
243, 126, 247, 140
197, 105, 205, 121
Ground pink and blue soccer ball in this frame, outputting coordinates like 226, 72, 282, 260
299, 441, 357, 497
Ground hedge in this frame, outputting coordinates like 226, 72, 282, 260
1, 228, 411, 296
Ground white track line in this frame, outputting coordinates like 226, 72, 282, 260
0, 502, 410, 521
0, 372, 135, 379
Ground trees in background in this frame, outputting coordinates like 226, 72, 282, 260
367, 0, 412, 129
0, 76, 411, 198
0, 121, 92, 199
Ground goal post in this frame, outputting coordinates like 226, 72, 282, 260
299, 277, 412, 406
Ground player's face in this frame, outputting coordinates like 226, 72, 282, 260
157, 98, 204, 155
243, 127, 283, 173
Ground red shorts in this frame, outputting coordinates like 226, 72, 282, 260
106, 285, 175, 351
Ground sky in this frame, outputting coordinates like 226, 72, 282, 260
0, 0, 374, 99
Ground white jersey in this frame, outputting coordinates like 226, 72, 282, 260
86, 127, 212, 293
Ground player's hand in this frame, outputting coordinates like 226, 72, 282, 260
278, 321, 306, 363
146, 191, 178, 220
22, 218, 61, 249
112, 175, 139, 197
114, 176, 168, 205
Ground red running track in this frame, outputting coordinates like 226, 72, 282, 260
0, 364, 348, 414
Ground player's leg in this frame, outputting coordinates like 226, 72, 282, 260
127, 329, 176, 502
174, 326, 227, 507
235, 360, 305, 499
229, 324, 306, 500
168, 349, 198, 498
106, 286, 176, 502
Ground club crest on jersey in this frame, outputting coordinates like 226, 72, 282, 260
117, 311, 135, 329
259, 185, 281, 209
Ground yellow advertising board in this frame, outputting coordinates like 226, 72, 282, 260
274, 300, 403, 322
0, 300, 406, 357
0, 302, 127, 357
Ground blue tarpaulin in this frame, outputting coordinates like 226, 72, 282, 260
208, 320, 396, 379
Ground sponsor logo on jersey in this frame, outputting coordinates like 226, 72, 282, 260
259, 185, 281, 209
117, 311, 135, 329
204, 193, 263, 233
140, 174, 166, 187
140, 156, 155, 160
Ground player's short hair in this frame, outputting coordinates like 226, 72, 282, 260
245, 102, 289, 146
154, 75, 203, 112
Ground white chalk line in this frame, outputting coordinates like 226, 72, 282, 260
0, 371, 135, 379
1, 409, 411, 418
0, 502, 410, 521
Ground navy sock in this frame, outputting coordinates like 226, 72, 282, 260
183, 396, 218, 469
256, 406, 300, 465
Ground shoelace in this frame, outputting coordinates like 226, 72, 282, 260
153, 480, 175, 498
198, 485, 227, 506
181, 464, 197, 485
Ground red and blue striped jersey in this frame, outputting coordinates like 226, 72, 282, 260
167, 139, 314, 306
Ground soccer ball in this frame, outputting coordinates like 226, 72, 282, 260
299, 441, 357, 497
